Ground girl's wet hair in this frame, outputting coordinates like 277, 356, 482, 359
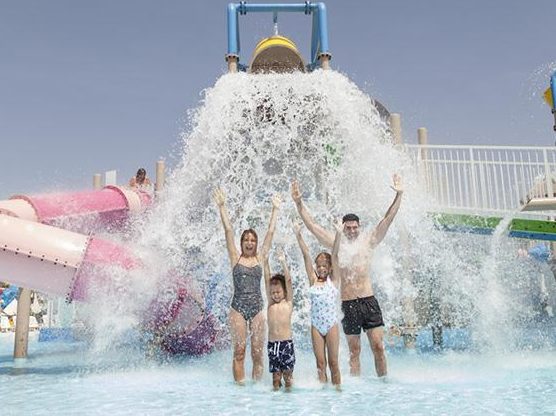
240, 228, 258, 254
270, 273, 286, 294
314, 252, 332, 267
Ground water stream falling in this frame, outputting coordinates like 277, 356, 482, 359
77, 70, 556, 355
3, 69, 556, 415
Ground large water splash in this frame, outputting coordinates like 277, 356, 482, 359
82, 70, 555, 353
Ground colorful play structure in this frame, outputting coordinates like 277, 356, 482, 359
225, 2, 331, 72
409, 69, 556, 241
1, 3, 556, 358
0, 187, 149, 301
0, 2, 335, 359
0, 164, 216, 357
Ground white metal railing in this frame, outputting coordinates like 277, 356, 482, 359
405, 144, 556, 213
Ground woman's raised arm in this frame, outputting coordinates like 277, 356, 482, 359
260, 194, 282, 260
213, 187, 239, 267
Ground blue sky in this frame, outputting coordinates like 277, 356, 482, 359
1, 0, 555, 197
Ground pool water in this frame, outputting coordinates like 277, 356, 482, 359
2, 332, 555, 415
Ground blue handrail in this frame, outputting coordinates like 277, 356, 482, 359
227, 2, 330, 70
551, 71, 556, 132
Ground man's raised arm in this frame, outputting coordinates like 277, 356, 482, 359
370, 174, 403, 249
291, 179, 334, 248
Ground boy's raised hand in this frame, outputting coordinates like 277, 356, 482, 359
277, 247, 286, 264
271, 194, 282, 209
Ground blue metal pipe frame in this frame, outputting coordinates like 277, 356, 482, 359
551, 72, 556, 109
227, 2, 330, 70
551, 71, 556, 132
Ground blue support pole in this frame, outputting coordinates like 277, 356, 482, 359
551, 72, 556, 109
550, 72, 556, 131
315, 2, 330, 57
310, 10, 319, 64
227, 3, 239, 57
241, 3, 311, 13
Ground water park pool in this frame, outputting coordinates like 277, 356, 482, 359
3, 3, 556, 416
2, 332, 555, 415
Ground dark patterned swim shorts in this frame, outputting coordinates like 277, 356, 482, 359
267, 339, 295, 373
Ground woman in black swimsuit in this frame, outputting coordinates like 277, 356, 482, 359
214, 187, 281, 384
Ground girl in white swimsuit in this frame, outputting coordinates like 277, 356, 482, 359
309, 277, 338, 336
294, 222, 341, 388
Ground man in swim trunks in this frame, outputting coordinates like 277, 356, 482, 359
291, 174, 403, 377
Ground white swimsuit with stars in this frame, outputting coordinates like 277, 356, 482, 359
309, 278, 339, 336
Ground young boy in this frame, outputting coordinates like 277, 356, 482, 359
264, 250, 295, 391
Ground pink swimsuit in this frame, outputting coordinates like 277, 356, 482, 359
309, 279, 339, 336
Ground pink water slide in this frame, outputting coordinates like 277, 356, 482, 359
0, 186, 150, 300
0, 187, 217, 354
0, 186, 151, 231
0, 214, 139, 300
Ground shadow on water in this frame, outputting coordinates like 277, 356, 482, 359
0, 364, 86, 376
0, 337, 213, 377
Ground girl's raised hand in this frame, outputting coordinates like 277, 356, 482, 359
292, 219, 302, 235
333, 218, 344, 233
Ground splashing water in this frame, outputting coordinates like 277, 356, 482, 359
472, 215, 518, 351
79, 70, 555, 354
525, 61, 556, 105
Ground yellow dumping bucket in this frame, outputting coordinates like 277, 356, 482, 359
249, 35, 305, 74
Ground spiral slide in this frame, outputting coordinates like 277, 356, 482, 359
0, 187, 217, 355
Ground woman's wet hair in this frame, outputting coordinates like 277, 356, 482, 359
240, 228, 258, 254
270, 273, 286, 293
136, 168, 146, 177
314, 252, 332, 267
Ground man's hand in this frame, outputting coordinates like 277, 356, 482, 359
291, 179, 302, 204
